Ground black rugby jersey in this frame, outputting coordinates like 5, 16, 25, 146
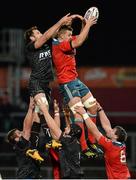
25, 42, 54, 83
14, 136, 41, 179
59, 125, 83, 179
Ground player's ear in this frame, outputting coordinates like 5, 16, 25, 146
30, 35, 35, 41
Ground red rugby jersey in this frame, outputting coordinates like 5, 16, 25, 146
98, 136, 130, 179
52, 36, 78, 84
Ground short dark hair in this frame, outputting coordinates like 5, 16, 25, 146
56, 25, 73, 38
6, 128, 18, 145
59, 25, 73, 32
24, 26, 37, 44
115, 126, 127, 142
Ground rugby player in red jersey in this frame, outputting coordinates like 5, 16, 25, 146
74, 102, 131, 179
52, 15, 100, 157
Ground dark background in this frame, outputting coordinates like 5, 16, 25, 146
1, 0, 136, 66
0, 1, 136, 178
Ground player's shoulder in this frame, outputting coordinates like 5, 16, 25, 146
100, 135, 111, 142
112, 141, 125, 147
26, 41, 35, 51
52, 38, 60, 45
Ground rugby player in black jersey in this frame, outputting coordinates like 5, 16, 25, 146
6, 97, 43, 179
24, 14, 73, 112
36, 98, 84, 179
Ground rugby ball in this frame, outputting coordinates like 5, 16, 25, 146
84, 7, 99, 21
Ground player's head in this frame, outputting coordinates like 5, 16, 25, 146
57, 25, 73, 41
114, 126, 127, 142
24, 26, 42, 44
6, 128, 22, 145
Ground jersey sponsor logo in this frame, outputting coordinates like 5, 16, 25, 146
39, 50, 51, 60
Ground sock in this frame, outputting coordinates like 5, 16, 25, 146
50, 149, 60, 179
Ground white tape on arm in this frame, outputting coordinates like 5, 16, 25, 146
82, 113, 90, 120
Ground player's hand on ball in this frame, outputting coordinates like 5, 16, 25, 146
86, 16, 98, 26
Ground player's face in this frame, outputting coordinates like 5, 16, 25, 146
32, 29, 42, 40
14, 130, 23, 142
61, 30, 72, 41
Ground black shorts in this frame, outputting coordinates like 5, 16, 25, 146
28, 78, 51, 102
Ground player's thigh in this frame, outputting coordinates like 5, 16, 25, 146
59, 79, 82, 104
29, 79, 45, 97
82, 92, 97, 114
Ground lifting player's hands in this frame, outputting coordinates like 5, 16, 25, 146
62, 104, 70, 118
74, 105, 86, 116
36, 97, 48, 113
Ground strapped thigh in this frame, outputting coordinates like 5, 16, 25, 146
83, 96, 96, 108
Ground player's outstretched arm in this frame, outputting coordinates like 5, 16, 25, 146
97, 102, 112, 135
53, 99, 60, 128
62, 104, 71, 128
23, 97, 35, 140
71, 16, 97, 48
35, 13, 72, 48
37, 98, 62, 140
74, 106, 102, 141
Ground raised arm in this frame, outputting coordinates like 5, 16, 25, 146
35, 13, 72, 48
69, 14, 87, 35
23, 97, 35, 140
74, 106, 102, 141
53, 99, 60, 128
71, 16, 97, 48
36, 98, 62, 140
97, 102, 113, 135
62, 104, 71, 128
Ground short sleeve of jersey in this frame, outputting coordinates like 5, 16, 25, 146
59, 36, 76, 52
98, 135, 112, 150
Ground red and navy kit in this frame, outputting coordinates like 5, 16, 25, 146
52, 36, 78, 84
98, 136, 130, 179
